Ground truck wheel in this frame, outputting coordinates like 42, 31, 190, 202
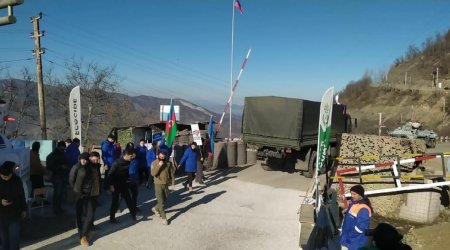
261, 157, 282, 171
303, 150, 317, 178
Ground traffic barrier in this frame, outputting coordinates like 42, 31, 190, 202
227, 141, 237, 167
237, 140, 247, 165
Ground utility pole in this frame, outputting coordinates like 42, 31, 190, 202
31, 12, 47, 139
378, 113, 385, 136
437, 67, 439, 87
404, 71, 407, 86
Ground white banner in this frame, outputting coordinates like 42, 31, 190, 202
69, 86, 82, 146
190, 123, 202, 146
160, 105, 180, 122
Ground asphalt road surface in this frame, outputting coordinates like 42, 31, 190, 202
22, 163, 312, 250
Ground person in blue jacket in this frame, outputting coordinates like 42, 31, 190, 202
136, 139, 148, 186
146, 142, 158, 188
65, 138, 81, 168
101, 135, 116, 190
178, 142, 202, 193
340, 185, 373, 250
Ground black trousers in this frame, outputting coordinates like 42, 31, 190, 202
52, 176, 66, 213
184, 172, 194, 187
76, 196, 95, 238
129, 183, 138, 210
110, 185, 136, 220
0, 220, 21, 250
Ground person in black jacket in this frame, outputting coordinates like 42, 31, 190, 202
0, 161, 26, 250
74, 152, 100, 247
107, 146, 137, 223
46, 141, 69, 214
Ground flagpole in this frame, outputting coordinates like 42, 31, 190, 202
229, 0, 236, 140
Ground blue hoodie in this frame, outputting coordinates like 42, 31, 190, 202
65, 143, 80, 168
146, 148, 157, 169
136, 145, 148, 169
179, 147, 199, 173
101, 139, 116, 168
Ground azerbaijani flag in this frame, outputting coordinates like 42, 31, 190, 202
165, 99, 177, 147
209, 115, 214, 154
234, 0, 243, 14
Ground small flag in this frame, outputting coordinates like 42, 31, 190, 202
234, 0, 243, 14
209, 115, 214, 154
164, 99, 177, 147
3, 116, 15, 122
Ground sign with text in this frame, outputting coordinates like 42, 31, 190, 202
160, 105, 180, 122
69, 86, 82, 146
152, 131, 163, 143
190, 123, 202, 146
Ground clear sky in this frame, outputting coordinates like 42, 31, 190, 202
1, 0, 450, 108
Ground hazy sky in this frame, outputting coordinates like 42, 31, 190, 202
1, 0, 450, 107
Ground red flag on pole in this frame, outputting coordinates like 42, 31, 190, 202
234, 0, 243, 14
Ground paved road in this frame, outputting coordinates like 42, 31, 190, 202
22, 163, 311, 250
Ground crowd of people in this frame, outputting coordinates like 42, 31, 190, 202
0, 134, 208, 248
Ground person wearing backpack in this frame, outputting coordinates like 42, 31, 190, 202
73, 153, 100, 247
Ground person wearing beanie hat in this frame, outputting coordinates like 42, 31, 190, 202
0, 161, 27, 250
72, 152, 100, 247
340, 184, 373, 250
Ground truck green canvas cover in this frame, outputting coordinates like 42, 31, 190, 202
242, 96, 346, 150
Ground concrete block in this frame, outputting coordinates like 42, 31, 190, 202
399, 187, 441, 224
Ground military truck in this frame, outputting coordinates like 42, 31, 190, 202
388, 122, 438, 148
242, 96, 352, 177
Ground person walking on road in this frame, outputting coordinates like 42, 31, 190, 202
0, 161, 27, 250
101, 135, 117, 190
107, 146, 137, 223
340, 185, 373, 250
179, 142, 202, 193
46, 141, 69, 214
151, 151, 172, 225
73, 153, 100, 247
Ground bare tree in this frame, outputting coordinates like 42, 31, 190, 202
11, 69, 38, 138
63, 59, 120, 145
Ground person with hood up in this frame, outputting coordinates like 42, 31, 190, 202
0, 161, 26, 250
340, 184, 373, 250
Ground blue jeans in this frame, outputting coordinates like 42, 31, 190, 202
0, 220, 21, 250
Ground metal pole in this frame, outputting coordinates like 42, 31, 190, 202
31, 13, 47, 139
229, 0, 235, 140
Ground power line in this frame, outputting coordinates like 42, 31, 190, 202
0, 58, 33, 63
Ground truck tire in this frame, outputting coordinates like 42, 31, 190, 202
261, 157, 283, 171
303, 150, 317, 178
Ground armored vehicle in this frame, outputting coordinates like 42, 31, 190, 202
388, 122, 437, 148
242, 96, 353, 177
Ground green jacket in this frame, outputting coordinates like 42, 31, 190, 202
151, 159, 172, 185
